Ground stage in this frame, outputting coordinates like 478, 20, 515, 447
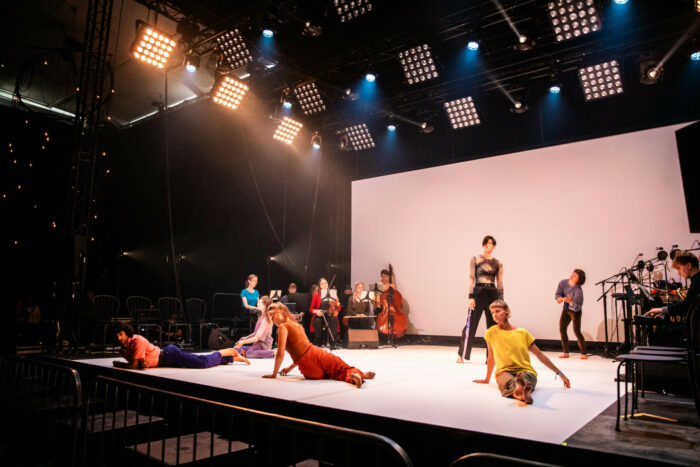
78, 345, 618, 446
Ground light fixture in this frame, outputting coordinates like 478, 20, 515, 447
340, 124, 375, 151
365, 72, 376, 82
215, 29, 253, 70
695, 0, 699, 12
510, 98, 529, 114
130, 21, 177, 69
399, 44, 439, 85
184, 52, 200, 72
311, 131, 322, 149
515, 33, 535, 51
387, 124, 397, 132
273, 117, 303, 144
262, 29, 274, 38
639, 58, 663, 85
578, 60, 623, 101
281, 88, 293, 109
549, 84, 561, 94
613, 0, 629, 4
691, 51, 700, 61
212, 76, 249, 110
546, 0, 602, 42
333, 0, 374, 23
293, 82, 327, 115
443, 97, 480, 129
283, 100, 293, 109
467, 40, 480, 51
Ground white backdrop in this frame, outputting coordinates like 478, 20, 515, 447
351, 123, 699, 341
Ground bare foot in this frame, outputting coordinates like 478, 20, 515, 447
456, 356, 464, 364
234, 354, 251, 365
362, 371, 376, 380
558, 353, 569, 359
351, 373, 363, 388
580, 354, 588, 360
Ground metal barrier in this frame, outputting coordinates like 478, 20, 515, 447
86, 375, 413, 466
0, 355, 84, 467
449, 453, 560, 467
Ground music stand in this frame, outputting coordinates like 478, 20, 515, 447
270, 290, 282, 302
318, 289, 338, 349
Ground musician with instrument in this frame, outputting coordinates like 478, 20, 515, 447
375, 266, 408, 343
309, 277, 341, 347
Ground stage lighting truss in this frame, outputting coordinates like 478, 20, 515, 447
215, 29, 253, 70
212, 76, 249, 110
578, 60, 623, 101
399, 44, 439, 85
547, 0, 602, 42
333, 0, 373, 23
273, 117, 304, 145
131, 23, 177, 69
443, 97, 480, 129
293, 82, 327, 115
342, 124, 375, 150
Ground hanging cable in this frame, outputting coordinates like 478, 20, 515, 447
163, 68, 182, 301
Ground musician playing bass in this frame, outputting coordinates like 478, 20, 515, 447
309, 277, 341, 347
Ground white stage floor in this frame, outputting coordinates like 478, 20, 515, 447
78, 346, 619, 445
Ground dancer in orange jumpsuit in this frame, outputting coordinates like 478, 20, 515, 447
263, 303, 375, 387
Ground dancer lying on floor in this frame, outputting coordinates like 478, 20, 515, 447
262, 303, 375, 388
234, 296, 275, 358
473, 300, 570, 404
113, 323, 249, 369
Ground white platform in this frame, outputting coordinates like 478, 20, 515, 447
77, 346, 618, 445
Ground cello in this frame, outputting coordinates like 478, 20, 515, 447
375, 264, 408, 339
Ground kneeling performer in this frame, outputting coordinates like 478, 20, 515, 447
263, 303, 375, 387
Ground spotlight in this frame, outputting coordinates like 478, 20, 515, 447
184, 52, 200, 73
657, 247, 668, 261
365, 73, 376, 82
340, 124, 375, 151
515, 33, 535, 51
130, 21, 177, 69
398, 44, 439, 85
283, 100, 293, 109
639, 59, 663, 85
311, 131, 322, 149
215, 29, 253, 70
549, 84, 561, 94
262, 29, 274, 38
293, 82, 327, 115
691, 51, 700, 61
333, 0, 374, 23
578, 60, 624, 101
212, 76, 249, 110
273, 117, 303, 145
546, 0, 602, 42
387, 124, 396, 132
696, 0, 699, 13
281, 88, 293, 109
614, 0, 629, 4
519, 35, 528, 44
344, 88, 359, 101
467, 40, 480, 51
510, 99, 529, 114
443, 96, 480, 129
419, 123, 434, 134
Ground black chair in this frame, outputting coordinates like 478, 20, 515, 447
126, 296, 162, 344
185, 298, 216, 350
211, 293, 250, 340
93, 295, 120, 352
615, 296, 700, 430
158, 297, 192, 348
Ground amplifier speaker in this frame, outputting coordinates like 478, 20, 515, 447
207, 328, 234, 350
347, 329, 379, 349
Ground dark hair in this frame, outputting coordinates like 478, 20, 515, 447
672, 251, 699, 269
115, 322, 134, 338
574, 269, 586, 286
288, 282, 297, 289
482, 235, 497, 247
380, 269, 390, 276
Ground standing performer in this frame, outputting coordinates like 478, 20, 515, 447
473, 300, 570, 404
458, 235, 504, 363
263, 303, 374, 387
240, 274, 261, 314
234, 296, 275, 358
555, 269, 588, 359
113, 323, 249, 369
309, 277, 341, 347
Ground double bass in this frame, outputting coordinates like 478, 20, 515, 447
375, 264, 408, 338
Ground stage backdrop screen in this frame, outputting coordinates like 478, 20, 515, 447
351, 123, 699, 341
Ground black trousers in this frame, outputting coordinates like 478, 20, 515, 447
458, 286, 498, 360
313, 314, 339, 347
559, 308, 587, 354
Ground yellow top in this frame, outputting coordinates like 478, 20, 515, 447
484, 325, 537, 377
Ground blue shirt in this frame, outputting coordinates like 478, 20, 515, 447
240, 288, 260, 309
555, 279, 583, 312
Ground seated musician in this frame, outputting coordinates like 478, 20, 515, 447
280, 283, 298, 304
374, 269, 396, 312
263, 303, 375, 387
346, 281, 373, 329
645, 251, 700, 344
309, 277, 340, 348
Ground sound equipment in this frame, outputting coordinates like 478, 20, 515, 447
347, 329, 379, 349
207, 328, 234, 350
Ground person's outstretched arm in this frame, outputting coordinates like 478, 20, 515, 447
263, 325, 288, 378
473, 343, 495, 384
529, 344, 570, 388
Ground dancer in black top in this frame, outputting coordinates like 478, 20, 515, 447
457, 235, 504, 363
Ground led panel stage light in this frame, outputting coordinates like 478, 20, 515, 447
294, 83, 327, 115
216, 29, 253, 70
273, 117, 303, 144
443, 97, 480, 129
399, 44, 438, 85
131, 24, 176, 69
547, 0, 602, 42
343, 124, 375, 150
578, 60, 623, 101
333, 0, 373, 23
212, 76, 249, 110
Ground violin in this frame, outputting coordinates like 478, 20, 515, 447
375, 264, 408, 338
